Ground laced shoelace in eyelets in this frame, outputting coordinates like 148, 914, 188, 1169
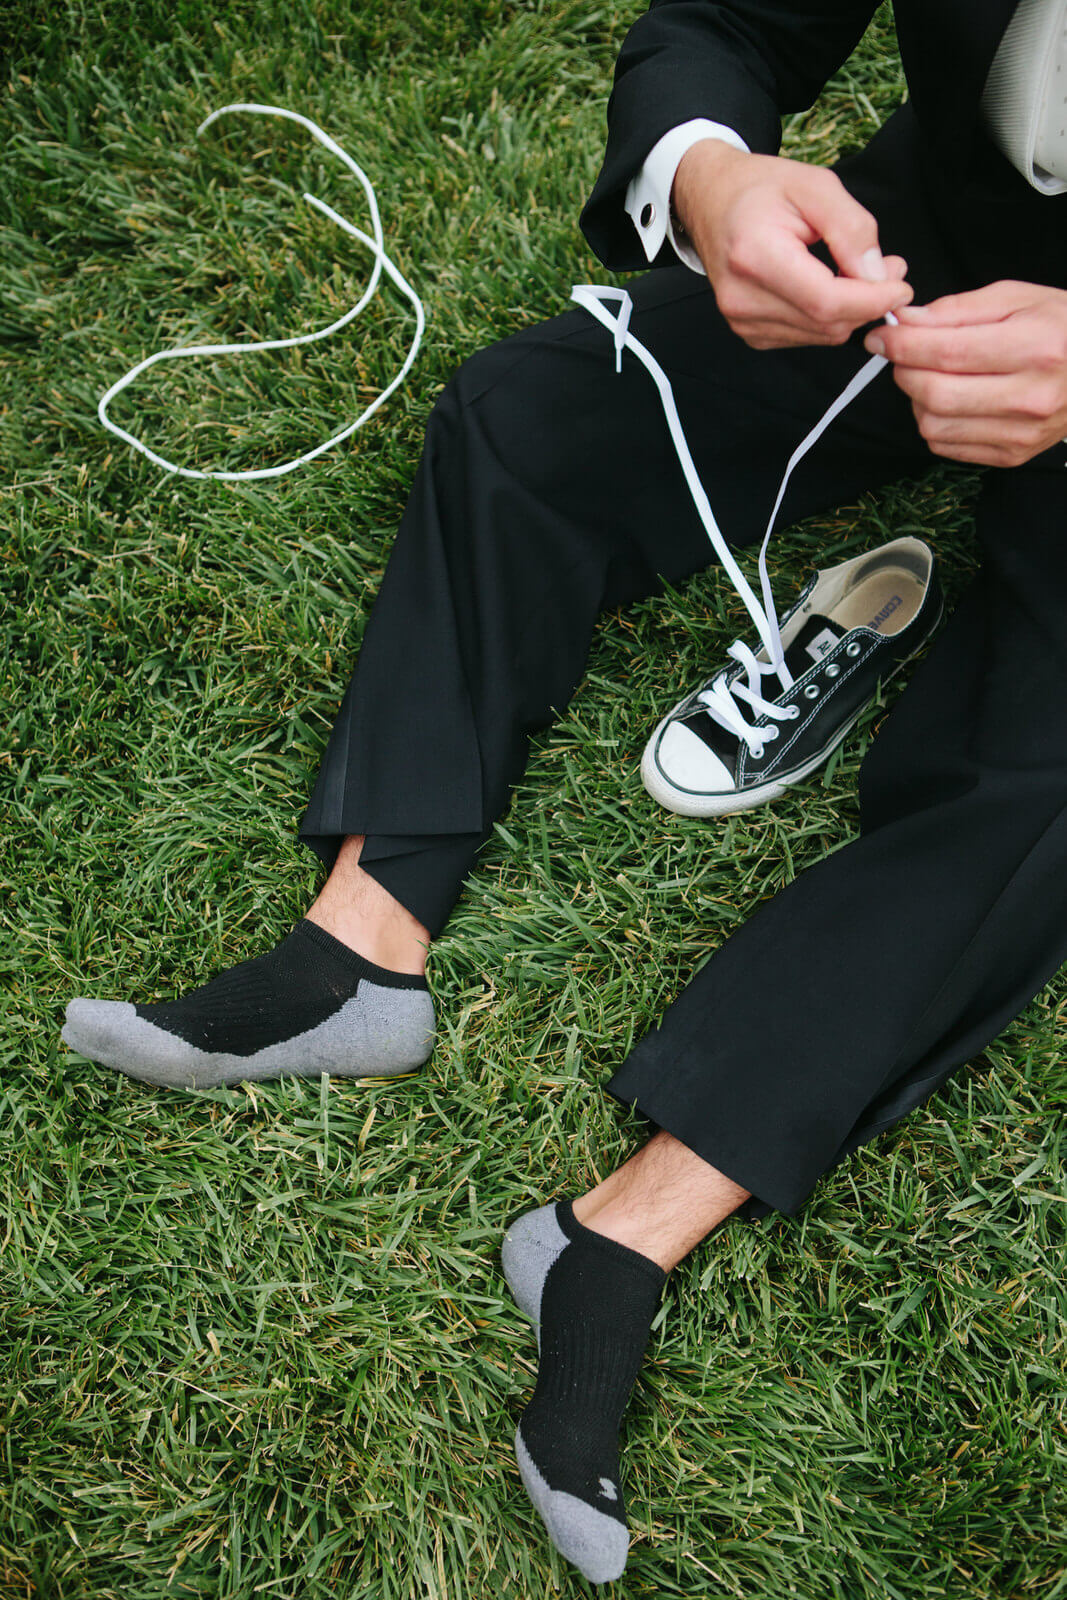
696, 638, 800, 760
571, 284, 898, 757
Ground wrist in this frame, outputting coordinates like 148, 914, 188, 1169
671, 138, 747, 238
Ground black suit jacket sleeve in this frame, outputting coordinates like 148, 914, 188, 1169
581, 0, 880, 268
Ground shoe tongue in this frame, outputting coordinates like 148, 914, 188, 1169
752, 612, 846, 703
783, 612, 845, 681
682, 611, 847, 766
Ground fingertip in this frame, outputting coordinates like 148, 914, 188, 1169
895, 303, 930, 321
858, 246, 887, 283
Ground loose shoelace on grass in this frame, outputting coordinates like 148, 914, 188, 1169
572, 283, 897, 758
98, 104, 424, 482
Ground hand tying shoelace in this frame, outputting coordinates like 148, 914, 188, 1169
571, 284, 899, 759
98, 105, 424, 481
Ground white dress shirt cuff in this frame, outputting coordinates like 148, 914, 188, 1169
625, 119, 751, 274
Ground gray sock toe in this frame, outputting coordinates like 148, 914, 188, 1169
63, 999, 138, 1061
64, 999, 219, 1089
515, 1429, 629, 1585
501, 1202, 570, 1330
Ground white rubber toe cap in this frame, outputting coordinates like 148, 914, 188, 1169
650, 721, 735, 796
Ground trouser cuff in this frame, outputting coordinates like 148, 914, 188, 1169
605, 1063, 806, 1223
299, 828, 486, 939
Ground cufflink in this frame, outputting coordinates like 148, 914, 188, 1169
640, 202, 656, 229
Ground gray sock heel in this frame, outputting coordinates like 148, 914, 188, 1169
501, 1201, 570, 1331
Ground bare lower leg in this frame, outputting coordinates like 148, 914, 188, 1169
306, 834, 430, 976
572, 1130, 751, 1271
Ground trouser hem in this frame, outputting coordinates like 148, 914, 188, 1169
298, 828, 485, 939
605, 1073, 802, 1223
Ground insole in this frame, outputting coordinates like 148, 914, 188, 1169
830, 566, 926, 637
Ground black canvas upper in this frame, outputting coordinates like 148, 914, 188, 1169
681, 608, 846, 768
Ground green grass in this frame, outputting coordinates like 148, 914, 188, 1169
1, 3, 1065, 1597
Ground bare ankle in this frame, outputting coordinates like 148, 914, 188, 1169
307, 836, 430, 977
572, 1132, 750, 1271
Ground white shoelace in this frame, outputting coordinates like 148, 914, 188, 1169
98, 105, 425, 481
571, 283, 896, 758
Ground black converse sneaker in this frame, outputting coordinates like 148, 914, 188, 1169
641, 536, 941, 817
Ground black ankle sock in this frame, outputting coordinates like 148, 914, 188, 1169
518, 1202, 665, 1532
136, 919, 425, 1057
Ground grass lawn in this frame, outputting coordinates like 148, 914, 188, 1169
1, 2, 1064, 1596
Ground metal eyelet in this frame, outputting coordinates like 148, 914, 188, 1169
825, 663, 841, 679
846, 641, 862, 657
804, 683, 820, 699
786, 705, 801, 719
765, 725, 780, 741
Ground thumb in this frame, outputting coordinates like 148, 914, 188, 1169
794, 166, 886, 282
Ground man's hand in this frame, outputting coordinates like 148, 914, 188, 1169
672, 139, 913, 349
865, 282, 1067, 468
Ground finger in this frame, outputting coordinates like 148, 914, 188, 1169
791, 166, 887, 282
926, 439, 1021, 466
890, 366, 1046, 417
744, 324, 839, 349
751, 229, 913, 328
883, 255, 909, 281
867, 318, 1029, 374
721, 295, 854, 347
743, 320, 860, 349
716, 271, 857, 337
894, 280, 1034, 327
724, 286, 890, 348
915, 409, 1030, 447
909, 402, 1047, 463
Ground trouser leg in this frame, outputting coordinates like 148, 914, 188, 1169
608, 457, 1067, 1218
299, 105, 962, 935
299, 293, 940, 931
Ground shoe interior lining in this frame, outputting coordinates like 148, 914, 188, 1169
829, 565, 927, 637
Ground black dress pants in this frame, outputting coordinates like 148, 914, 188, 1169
300, 111, 1067, 1218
